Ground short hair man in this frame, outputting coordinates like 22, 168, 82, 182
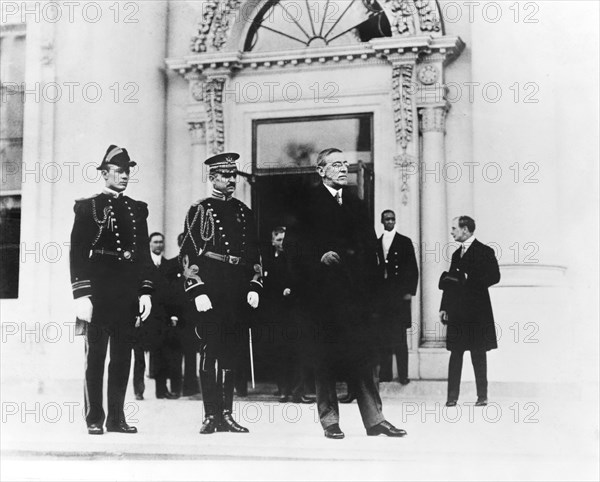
377, 209, 418, 385
285, 147, 406, 439
439, 216, 501, 407
179, 152, 262, 434
70, 145, 153, 435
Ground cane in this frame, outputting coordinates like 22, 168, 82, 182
248, 328, 256, 389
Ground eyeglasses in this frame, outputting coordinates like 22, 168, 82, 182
320, 161, 349, 169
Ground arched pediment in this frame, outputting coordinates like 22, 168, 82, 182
191, 0, 444, 54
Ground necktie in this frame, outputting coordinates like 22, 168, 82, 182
460, 244, 466, 258
335, 192, 342, 206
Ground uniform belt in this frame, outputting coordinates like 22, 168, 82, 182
91, 248, 134, 261
203, 251, 246, 266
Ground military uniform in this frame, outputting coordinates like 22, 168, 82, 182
179, 152, 262, 434
69, 145, 153, 433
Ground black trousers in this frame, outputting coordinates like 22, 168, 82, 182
379, 328, 408, 382
84, 323, 135, 427
447, 349, 488, 401
133, 346, 146, 396
315, 362, 385, 430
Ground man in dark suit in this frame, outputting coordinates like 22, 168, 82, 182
70, 145, 153, 435
285, 148, 406, 439
179, 152, 262, 434
439, 216, 500, 407
147, 232, 182, 399
377, 210, 418, 385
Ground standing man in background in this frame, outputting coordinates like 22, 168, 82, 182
377, 210, 418, 385
70, 145, 153, 435
439, 216, 500, 407
179, 152, 262, 434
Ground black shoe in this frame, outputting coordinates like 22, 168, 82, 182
366, 420, 407, 437
199, 415, 220, 434
279, 395, 289, 403
445, 400, 457, 407
338, 393, 356, 404
324, 424, 345, 439
399, 378, 410, 385
87, 423, 104, 435
135, 393, 144, 401
157, 391, 178, 399
106, 422, 137, 434
220, 413, 249, 433
475, 397, 488, 406
182, 389, 200, 397
291, 395, 314, 404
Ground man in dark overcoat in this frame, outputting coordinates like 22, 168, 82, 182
439, 215, 500, 407
376, 209, 419, 384
285, 148, 406, 439
70, 145, 153, 435
179, 153, 262, 434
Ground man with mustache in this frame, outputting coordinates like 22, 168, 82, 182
70, 145, 154, 435
285, 148, 407, 439
179, 152, 262, 434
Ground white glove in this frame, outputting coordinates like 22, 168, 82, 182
247, 291, 259, 309
321, 251, 341, 266
283, 288, 291, 297
139, 295, 152, 322
75, 296, 93, 323
195, 294, 213, 312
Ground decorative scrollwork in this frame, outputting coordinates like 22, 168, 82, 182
414, 0, 441, 33
203, 78, 226, 155
392, 64, 414, 150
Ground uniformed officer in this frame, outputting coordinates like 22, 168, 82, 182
179, 152, 262, 434
70, 145, 153, 435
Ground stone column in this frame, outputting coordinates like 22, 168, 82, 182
188, 121, 209, 198
419, 105, 449, 348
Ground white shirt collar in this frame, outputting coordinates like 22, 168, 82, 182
151, 252, 162, 266
382, 230, 395, 240
462, 235, 476, 252
323, 183, 342, 199
102, 187, 123, 198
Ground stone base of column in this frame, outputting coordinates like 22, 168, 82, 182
417, 347, 449, 379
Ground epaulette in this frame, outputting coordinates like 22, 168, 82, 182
192, 197, 210, 207
74, 193, 101, 203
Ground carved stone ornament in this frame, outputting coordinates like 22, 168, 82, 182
203, 78, 226, 155
191, 0, 242, 53
418, 64, 439, 85
419, 106, 447, 133
394, 152, 416, 206
392, 64, 415, 150
191, 81, 204, 102
188, 122, 206, 145
414, 0, 442, 33
384, 0, 415, 36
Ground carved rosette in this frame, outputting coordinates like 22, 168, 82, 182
203, 78, 226, 155
414, 0, 442, 33
188, 122, 206, 146
392, 64, 415, 150
419, 106, 447, 133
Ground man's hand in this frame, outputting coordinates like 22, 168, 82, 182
139, 295, 152, 322
247, 291, 259, 309
320, 251, 341, 266
439, 310, 448, 325
402, 294, 412, 301
195, 294, 213, 312
75, 297, 93, 323
283, 288, 291, 297
170, 316, 178, 327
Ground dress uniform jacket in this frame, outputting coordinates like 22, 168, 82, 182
376, 232, 419, 345
285, 184, 380, 373
70, 192, 153, 326
440, 239, 500, 352
179, 192, 262, 367
69, 190, 153, 427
